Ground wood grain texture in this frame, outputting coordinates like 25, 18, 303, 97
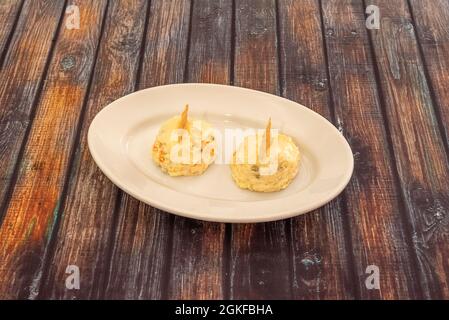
278, 0, 353, 299
321, 0, 419, 299
0, 0, 24, 66
0, 0, 107, 299
103, 0, 192, 299
138, 0, 192, 87
231, 0, 292, 299
38, 0, 148, 299
186, 0, 232, 84
409, 4, 449, 294
168, 0, 232, 300
367, 0, 449, 299
410, 0, 449, 146
0, 0, 65, 221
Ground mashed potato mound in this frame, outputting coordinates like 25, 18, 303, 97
152, 110, 214, 176
230, 134, 300, 192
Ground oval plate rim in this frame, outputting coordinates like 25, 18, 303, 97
88, 83, 354, 223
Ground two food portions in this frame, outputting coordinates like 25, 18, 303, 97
152, 105, 300, 192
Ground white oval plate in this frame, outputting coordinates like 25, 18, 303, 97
88, 84, 353, 223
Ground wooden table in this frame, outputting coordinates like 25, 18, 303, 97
0, 0, 448, 300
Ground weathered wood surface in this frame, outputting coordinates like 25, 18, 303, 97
368, 0, 449, 299
409, 3, 449, 295
0, 0, 448, 300
0, 0, 107, 299
39, 0, 148, 299
409, 1, 449, 295
321, 0, 419, 299
410, 0, 449, 147
0, 0, 66, 219
0, 0, 24, 66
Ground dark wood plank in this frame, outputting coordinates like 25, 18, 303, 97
230, 0, 292, 299
0, 0, 107, 299
278, 0, 353, 299
409, 0, 449, 146
186, 0, 232, 85
321, 0, 420, 299
367, 0, 449, 299
0, 0, 24, 66
39, 0, 148, 299
0, 0, 65, 221
167, 0, 232, 300
409, 1, 449, 295
103, 0, 192, 299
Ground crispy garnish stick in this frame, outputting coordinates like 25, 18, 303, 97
178, 104, 189, 143
265, 117, 271, 153
179, 104, 189, 129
